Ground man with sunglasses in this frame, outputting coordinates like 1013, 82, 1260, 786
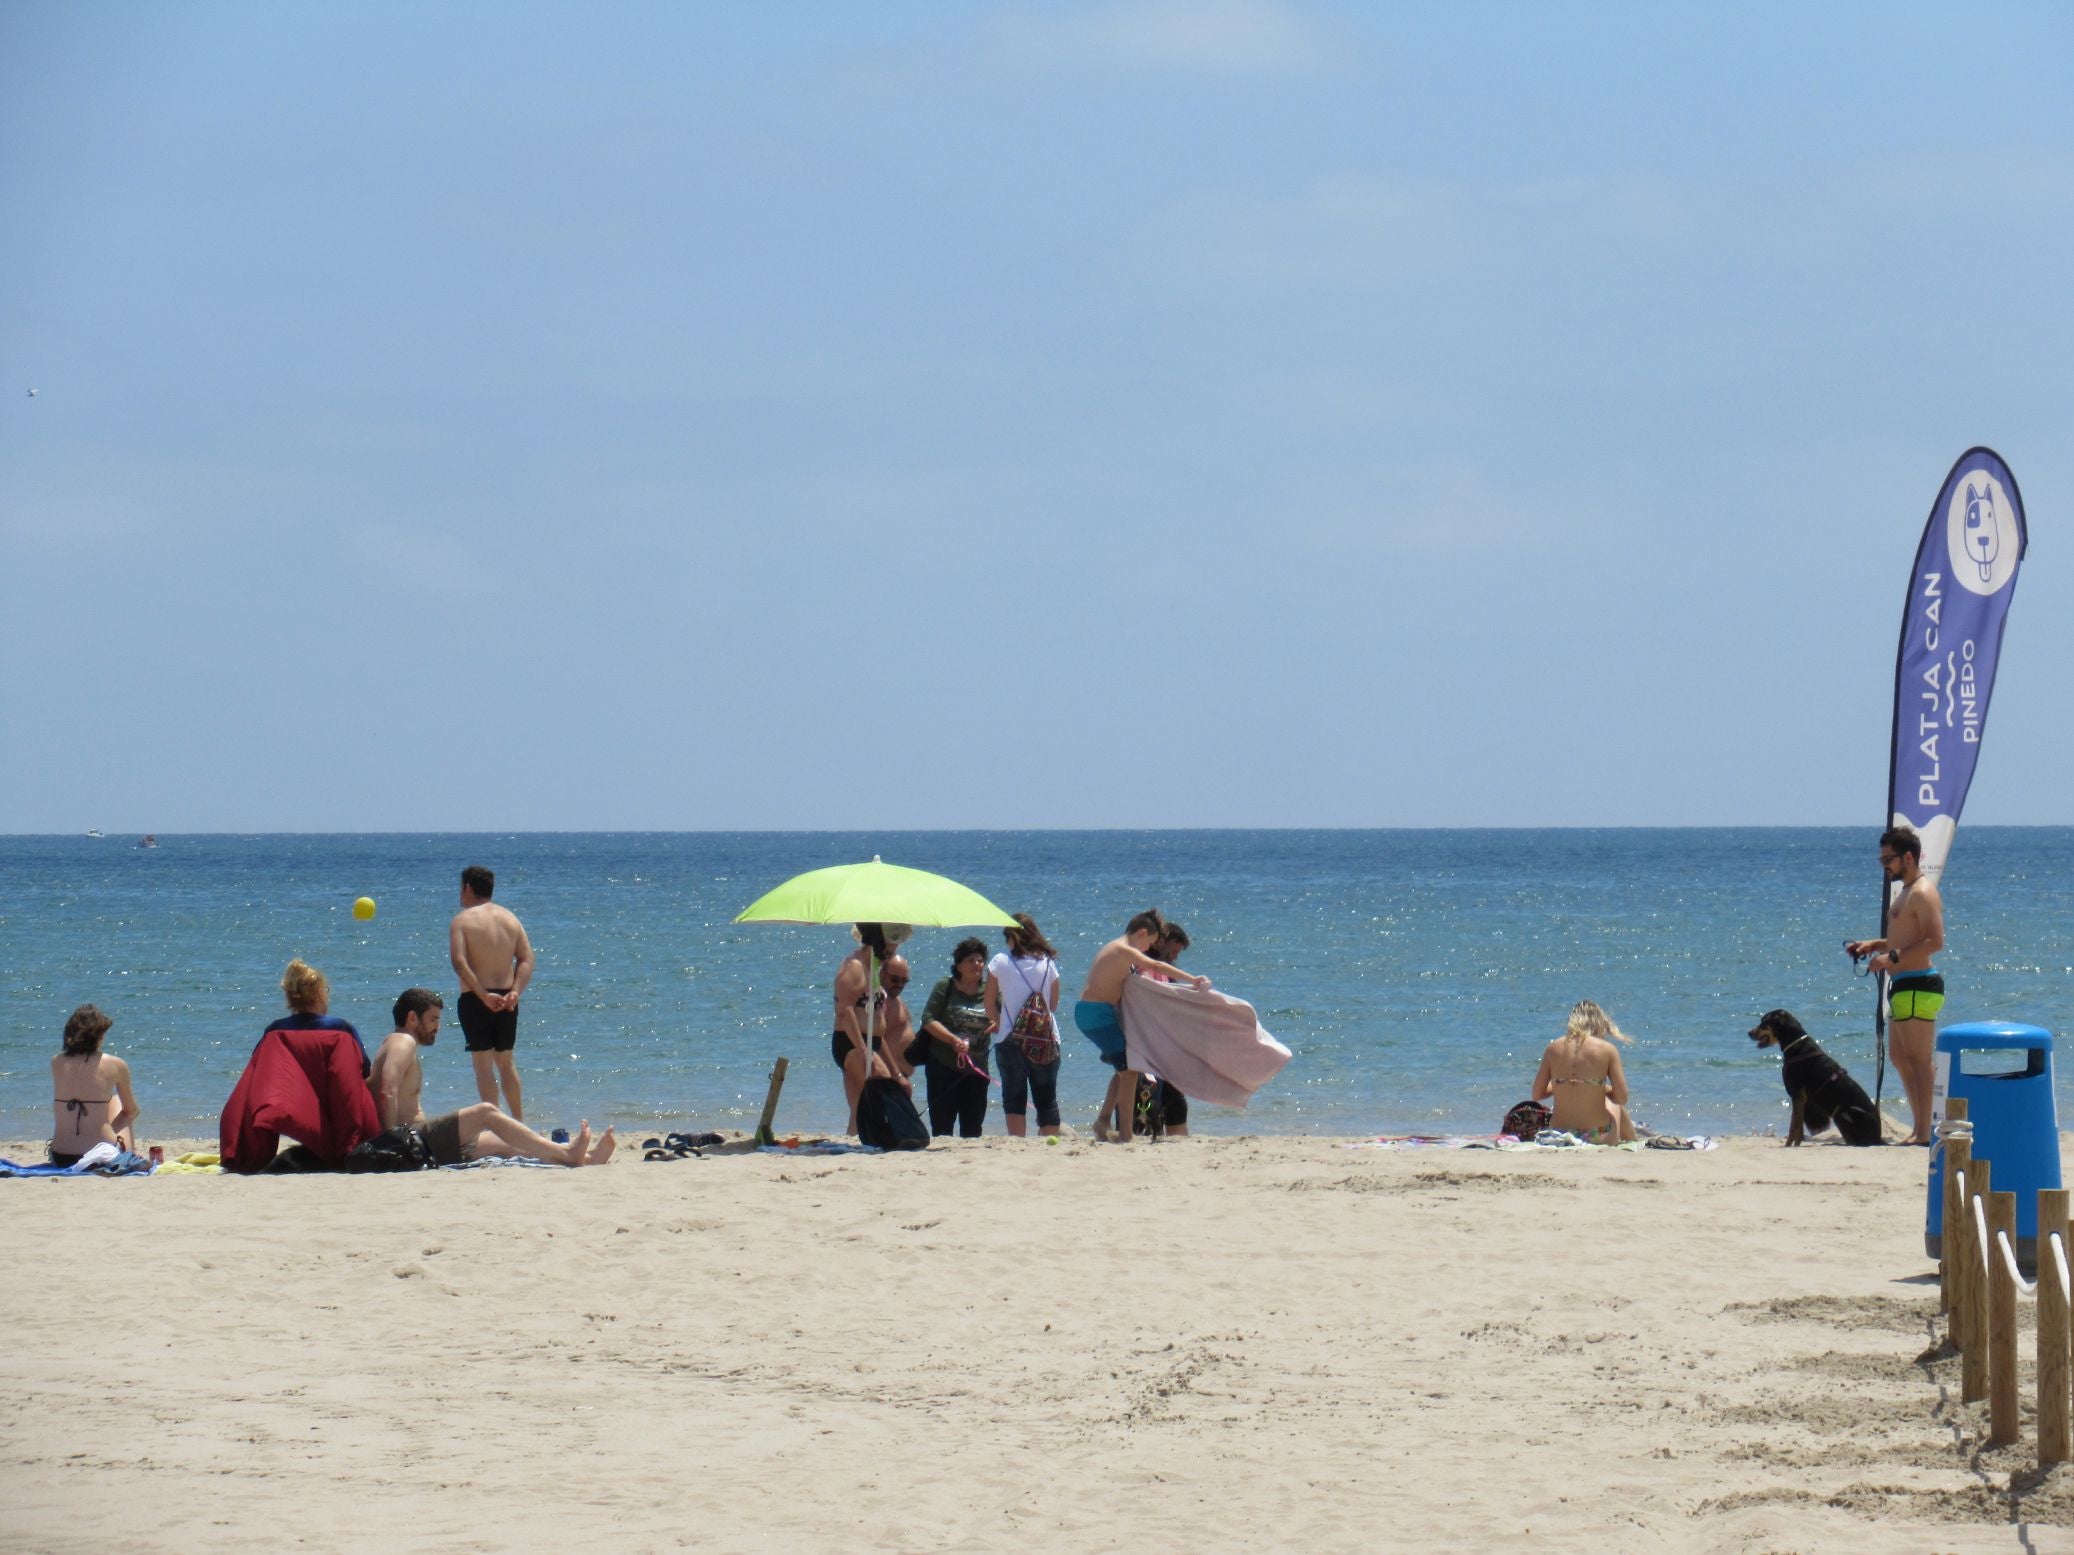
1846, 826, 1945, 1146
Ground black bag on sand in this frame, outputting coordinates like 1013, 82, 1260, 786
1501, 1100, 1551, 1140
856, 1077, 930, 1152
342, 1125, 436, 1173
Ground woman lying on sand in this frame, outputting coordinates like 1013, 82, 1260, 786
1531, 1000, 1636, 1143
50, 1004, 140, 1166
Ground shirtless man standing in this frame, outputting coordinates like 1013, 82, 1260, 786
1847, 825, 1946, 1146
877, 956, 917, 1085
367, 987, 612, 1166
449, 865, 535, 1121
1075, 910, 1207, 1142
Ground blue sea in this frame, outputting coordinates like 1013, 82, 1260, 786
3, 830, 2069, 1143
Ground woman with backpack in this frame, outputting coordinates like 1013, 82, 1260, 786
984, 913, 1064, 1138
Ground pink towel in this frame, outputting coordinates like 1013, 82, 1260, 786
1119, 977, 1291, 1109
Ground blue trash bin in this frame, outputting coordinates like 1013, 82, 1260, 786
1925, 1021, 2061, 1262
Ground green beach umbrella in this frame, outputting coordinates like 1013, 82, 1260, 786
737, 857, 1015, 1144
734, 856, 1017, 930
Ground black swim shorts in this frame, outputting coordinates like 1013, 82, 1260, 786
458, 990, 518, 1053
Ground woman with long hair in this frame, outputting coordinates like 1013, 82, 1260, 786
1530, 1000, 1636, 1142
984, 913, 1063, 1138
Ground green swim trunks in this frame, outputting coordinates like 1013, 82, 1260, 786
1889, 971, 1945, 1022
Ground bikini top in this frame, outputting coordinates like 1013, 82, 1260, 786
55, 1097, 107, 1126
1549, 1036, 1613, 1088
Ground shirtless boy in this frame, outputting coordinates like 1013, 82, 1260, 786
367, 987, 612, 1167
1846, 825, 1946, 1145
449, 865, 536, 1121
1076, 910, 1207, 1142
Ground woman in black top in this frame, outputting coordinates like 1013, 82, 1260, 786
910, 937, 993, 1137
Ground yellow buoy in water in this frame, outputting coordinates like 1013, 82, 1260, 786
352, 896, 377, 922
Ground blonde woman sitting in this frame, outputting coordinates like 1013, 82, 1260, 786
1531, 1000, 1636, 1143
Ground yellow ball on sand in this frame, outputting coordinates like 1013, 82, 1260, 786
352, 896, 377, 922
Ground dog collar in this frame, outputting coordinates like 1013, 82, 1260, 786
1777, 1033, 1812, 1052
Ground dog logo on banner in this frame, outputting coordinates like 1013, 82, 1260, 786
1948, 476, 2017, 596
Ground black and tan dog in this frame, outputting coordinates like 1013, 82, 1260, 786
1748, 1009, 1884, 1146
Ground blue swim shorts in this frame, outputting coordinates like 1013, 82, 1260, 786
1074, 999, 1126, 1064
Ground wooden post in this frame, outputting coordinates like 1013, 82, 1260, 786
754, 1056, 790, 1147
1988, 1189, 2019, 1446
1962, 1158, 1992, 1405
2040, 1187, 2072, 1468
1940, 1099, 1970, 1315
1943, 1127, 1972, 1323
1947, 1158, 1973, 1352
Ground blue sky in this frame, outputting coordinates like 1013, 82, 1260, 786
3, 1, 2070, 830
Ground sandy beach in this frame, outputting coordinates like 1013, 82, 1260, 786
4, 1132, 2070, 1555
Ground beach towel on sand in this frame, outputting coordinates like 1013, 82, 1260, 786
1119, 977, 1291, 1109
219, 1027, 381, 1173
0, 1142, 154, 1177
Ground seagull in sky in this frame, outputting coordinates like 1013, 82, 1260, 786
25, 388, 36, 397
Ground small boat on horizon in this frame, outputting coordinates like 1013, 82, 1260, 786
138, 834, 158, 848
86, 829, 104, 838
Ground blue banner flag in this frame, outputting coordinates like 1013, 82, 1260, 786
1873, 448, 2027, 1105
1886, 447, 2028, 883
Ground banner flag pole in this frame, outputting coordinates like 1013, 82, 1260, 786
1877, 447, 2028, 1106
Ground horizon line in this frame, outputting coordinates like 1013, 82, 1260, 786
9, 822, 2074, 839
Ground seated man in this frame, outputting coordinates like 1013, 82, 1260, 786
369, 988, 614, 1167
